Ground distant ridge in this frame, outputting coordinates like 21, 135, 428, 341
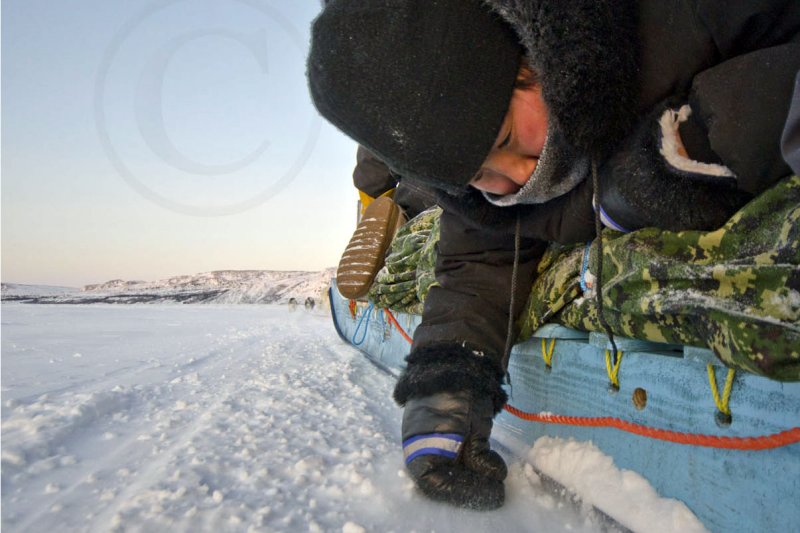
1, 283, 79, 296
2, 269, 335, 304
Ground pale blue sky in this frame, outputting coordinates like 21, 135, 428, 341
2, 0, 360, 286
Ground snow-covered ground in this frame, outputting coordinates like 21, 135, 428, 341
2, 304, 705, 532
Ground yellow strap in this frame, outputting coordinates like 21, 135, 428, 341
605, 350, 624, 388
541, 338, 556, 367
358, 190, 374, 215
358, 188, 396, 215
707, 364, 736, 415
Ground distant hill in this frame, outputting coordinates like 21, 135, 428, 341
1, 283, 79, 297
1, 269, 335, 305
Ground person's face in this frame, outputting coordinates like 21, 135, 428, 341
470, 85, 548, 195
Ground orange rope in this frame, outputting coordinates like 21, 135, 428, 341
502, 405, 800, 451
379, 307, 800, 451
384, 308, 414, 345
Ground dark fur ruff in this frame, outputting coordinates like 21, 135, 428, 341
482, 0, 640, 159
598, 101, 749, 231
393, 343, 508, 415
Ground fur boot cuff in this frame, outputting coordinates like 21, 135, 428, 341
393, 343, 508, 415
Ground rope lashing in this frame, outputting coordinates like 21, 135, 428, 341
605, 350, 624, 389
592, 160, 620, 359
380, 309, 393, 340
501, 214, 522, 376
351, 302, 374, 346
502, 405, 800, 451
384, 309, 414, 344
541, 338, 556, 368
379, 305, 800, 451
707, 364, 736, 416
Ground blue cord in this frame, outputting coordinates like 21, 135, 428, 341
352, 303, 374, 346
579, 241, 592, 293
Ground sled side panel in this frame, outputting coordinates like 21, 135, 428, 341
498, 338, 800, 533
329, 280, 800, 532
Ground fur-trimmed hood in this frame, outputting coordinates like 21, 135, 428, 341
482, 0, 640, 159
427, 0, 642, 242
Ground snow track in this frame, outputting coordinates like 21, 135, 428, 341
2, 305, 598, 532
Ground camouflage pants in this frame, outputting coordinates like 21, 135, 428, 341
368, 206, 441, 315
371, 177, 800, 380
519, 175, 800, 380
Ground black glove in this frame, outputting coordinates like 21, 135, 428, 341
402, 390, 506, 510
393, 343, 509, 510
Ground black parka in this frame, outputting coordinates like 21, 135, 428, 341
409, 0, 800, 376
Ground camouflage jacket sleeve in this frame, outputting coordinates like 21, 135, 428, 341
411, 209, 546, 370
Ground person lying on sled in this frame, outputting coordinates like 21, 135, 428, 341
307, 0, 800, 510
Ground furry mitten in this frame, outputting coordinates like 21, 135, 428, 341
394, 343, 508, 510
401, 391, 506, 510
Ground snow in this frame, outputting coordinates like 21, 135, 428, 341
2, 304, 703, 532
529, 437, 708, 533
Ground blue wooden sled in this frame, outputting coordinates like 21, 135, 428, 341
329, 280, 800, 533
